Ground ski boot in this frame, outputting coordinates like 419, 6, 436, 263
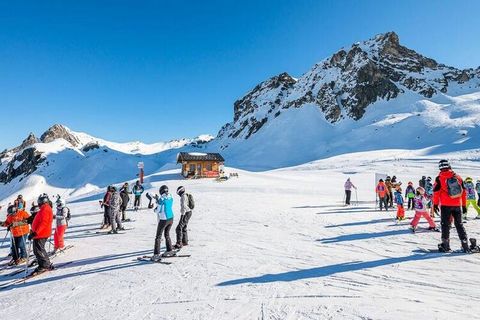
410, 226, 417, 233
461, 239, 471, 253
428, 226, 440, 232
108, 230, 118, 234
117, 227, 125, 231
161, 250, 177, 258
150, 254, 162, 262
173, 243, 183, 250
438, 239, 451, 253
469, 238, 479, 252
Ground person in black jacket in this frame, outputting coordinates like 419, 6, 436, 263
119, 183, 131, 221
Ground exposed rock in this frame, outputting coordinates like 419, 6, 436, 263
41, 124, 80, 147
0, 148, 45, 184
82, 142, 100, 152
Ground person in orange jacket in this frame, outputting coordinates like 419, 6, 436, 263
433, 159, 469, 253
28, 193, 54, 273
376, 179, 388, 211
1, 205, 31, 265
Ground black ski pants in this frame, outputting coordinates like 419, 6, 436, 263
379, 196, 388, 211
440, 206, 467, 242
154, 219, 173, 255
388, 191, 393, 207
176, 211, 192, 245
33, 238, 51, 270
103, 206, 111, 225
134, 195, 141, 208
345, 190, 351, 205
407, 197, 414, 210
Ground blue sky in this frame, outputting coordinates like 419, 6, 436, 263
1, 0, 479, 150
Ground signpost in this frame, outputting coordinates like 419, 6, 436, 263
138, 162, 144, 184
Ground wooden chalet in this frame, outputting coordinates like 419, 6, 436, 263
177, 152, 225, 178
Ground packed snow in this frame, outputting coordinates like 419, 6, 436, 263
1, 152, 480, 319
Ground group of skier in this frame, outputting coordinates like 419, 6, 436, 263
373, 159, 480, 253
1, 193, 71, 275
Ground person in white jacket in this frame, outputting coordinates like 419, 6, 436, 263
174, 186, 193, 249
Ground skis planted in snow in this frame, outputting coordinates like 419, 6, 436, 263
136, 256, 172, 265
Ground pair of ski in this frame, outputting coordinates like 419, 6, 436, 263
419, 238, 480, 254
137, 250, 191, 265
2, 245, 74, 278
95, 227, 135, 235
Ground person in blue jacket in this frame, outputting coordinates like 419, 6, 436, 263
405, 182, 416, 210
132, 181, 145, 211
151, 185, 174, 261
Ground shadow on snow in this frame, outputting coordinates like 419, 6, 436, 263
317, 229, 411, 244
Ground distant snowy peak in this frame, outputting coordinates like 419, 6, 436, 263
218, 31, 480, 141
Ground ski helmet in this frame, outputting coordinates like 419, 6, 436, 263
30, 205, 40, 214
379, 179, 384, 182
111, 186, 117, 192
17, 194, 23, 199
438, 159, 451, 170
37, 193, 50, 205
408, 181, 413, 185
176, 186, 185, 195
56, 199, 66, 208
427, 177, 432, 181
7, 205, 17, 215
465, 177, 473, 183
416, 186, 425, 195
159, 185, 169, 195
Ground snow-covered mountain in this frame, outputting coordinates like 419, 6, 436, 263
212, 32, 480, 170
0, 124, 213, 202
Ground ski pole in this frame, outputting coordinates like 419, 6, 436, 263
24, 239, 32, 280
355, 189, 359, 206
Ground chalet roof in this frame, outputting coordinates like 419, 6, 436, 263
177, 152, 225, 163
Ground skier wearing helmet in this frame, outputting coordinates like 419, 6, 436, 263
151, 185, 174, 261
410, 187, 438, 233
53, 198, 70, 252
29, 193, 54, 274
464, 177, 480, 219
405, 182, 416, 210
433, 160, 470, 253
174, 186, 194, 249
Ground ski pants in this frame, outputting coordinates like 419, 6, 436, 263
407, 197, 414, 210
54, 225, 67, 249
345, 190, 351, 205
121, 205, 127, 221
154, 219, 173, 255
103, 206, 111, 226
465, 199, 480, 217
411, 211, 436, 228
176, 211, 192, 245
109, 208, 123, 231
11, 235, 27, 260
396, 205, 405, 219
33, 238, 52, 270
134, 195, 141, 208
440, 206, 467, 242
378, 196, 388, 211
477, 193, 480, 207
388, 191, 393, 207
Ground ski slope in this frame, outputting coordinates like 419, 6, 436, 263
1, 154, 480, 320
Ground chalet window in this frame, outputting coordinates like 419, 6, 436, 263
189, 164, 195, 172
206, 163, 212, 171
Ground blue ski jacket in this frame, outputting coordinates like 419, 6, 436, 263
154, 193, 174, 221
394, 191, 404, 205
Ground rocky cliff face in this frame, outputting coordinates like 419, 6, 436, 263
218, 32, 480, 141
40, 124, 81, 146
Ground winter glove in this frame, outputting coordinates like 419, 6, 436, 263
433, 205, 439, 214
28, 231, 36, 241
462, 206, 467, 214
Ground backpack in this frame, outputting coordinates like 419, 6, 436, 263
186, 193, 195, 210
446, 175, 463, 199
65, 207, 71, 221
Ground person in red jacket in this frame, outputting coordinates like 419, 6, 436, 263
376, 179, 388, 211
28, 193, 54, 273
433, 159, 469, 253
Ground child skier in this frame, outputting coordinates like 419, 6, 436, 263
464, 177, 480, 219
410, 187, 438, 233
376, 179, 388, 211
151, 185, 174, 261
53, 199, 70, 253
394, 187, 405, 221
132, 181, 145, 211
405, 182, 416, 210
1, 205, 30, 265
476, 179, 480, 207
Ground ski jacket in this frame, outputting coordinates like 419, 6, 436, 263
425, 182, 433, 196
14, 199, 26, 210
31, 204, 53, 239
2, 210, 30, 237
344, 180, 355, 191
103, 191, 112, 207
55, 207, 70, 226
464, 182, 477, 200
405, 186, 415, 199
394, 191, 404, 205
433, 170, 467, 207
413, 195, 429, 212
476, 182, 480, 194
179, 193, 192, 215
385, 181, 393, 192
133, 185, 144, 196
120, 190, 130, 205
109, 192, 123, 213
419, 178, 426, 189
155, 193, 174, 221
376, 182, 387, 197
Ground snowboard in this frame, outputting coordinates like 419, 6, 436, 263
136, 256, 172, 265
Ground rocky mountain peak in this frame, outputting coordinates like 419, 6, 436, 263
40, 124, 81, 147
19, 133, 40, 150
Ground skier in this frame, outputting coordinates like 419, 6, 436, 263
132, 181, 145, 211
405, 182, 416, 210
376, 179, 388, 211
476, 179, 480, 207
394, 187, 405, 221
53, 199, 70, 253
108, 186, 124, 234
419, 176, 426, 189
174, 186, 194, 250
464, 177, 480, 219
385, 176, 394, 208
151, 185, 174, 261
1, 205, 30, 265
100, 186, 113, 229
410, 187, 438, 232
343, 178, 356, 206
146, 193, 155, 209
433, 159, 470, 253
425, 177, 434, 217
119, 182, 131, 221
28, 194, 54, 274
14, 195, 26, 211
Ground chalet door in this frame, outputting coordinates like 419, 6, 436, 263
189, 164, 195, 174
197, 164, 202, 175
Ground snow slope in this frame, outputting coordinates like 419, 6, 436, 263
1, 154, 480, 319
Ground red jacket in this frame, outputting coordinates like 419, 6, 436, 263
31, 204, 53, 239
376, 182, 387, 197
433, 170, 467, 207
